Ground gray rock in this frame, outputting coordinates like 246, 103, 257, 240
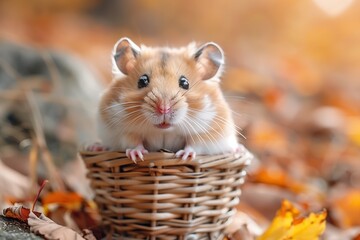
0, 216, 43, 240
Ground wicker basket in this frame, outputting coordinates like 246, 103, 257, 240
80, 147, 252, 240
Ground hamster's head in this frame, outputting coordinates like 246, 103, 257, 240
106, 37, 226, 134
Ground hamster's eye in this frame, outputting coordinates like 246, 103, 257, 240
138, 74, 150, 89
179, 76, 189, 90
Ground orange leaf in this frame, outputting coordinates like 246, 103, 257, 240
331, 189, 360, 228
3, 205, 41, 222
250, 167, 306, 193
42, 191, 83, 212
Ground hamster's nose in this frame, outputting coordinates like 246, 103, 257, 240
156, 104, 171, 114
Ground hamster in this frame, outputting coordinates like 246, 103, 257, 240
94, 37, 240, 162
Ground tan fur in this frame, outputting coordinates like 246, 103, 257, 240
98, 39, 238, 156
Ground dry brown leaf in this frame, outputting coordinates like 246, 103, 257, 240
226, 210, 263, 238
28, 211, 92, 240
0, 160, 31, 203
241, 184, 296, 220
2, 204, 41, 222
2, 180, 47, 222
227, 225, 255, 240
61, 156, 94, 200
323, 224, 360, 240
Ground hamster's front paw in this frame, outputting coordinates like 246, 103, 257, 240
85, 142, 109, 152
126, 144, 149, 163
175, 146, 196, 161
234, 144, 246, 156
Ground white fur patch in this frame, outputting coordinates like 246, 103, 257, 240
189, 95, 216, 134
192, 132, 238, 155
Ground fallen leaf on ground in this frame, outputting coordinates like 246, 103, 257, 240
250, 167, 306, 193
28, 211, 95, 240
42, 191, 83, 212
2, 180, 47, 222
257, 200, 326, 240
0, 160, 31, 203
42, 191, 99, 231
330, 189, 360, 229
2, 204, 41, 222
226, 224, 254, 240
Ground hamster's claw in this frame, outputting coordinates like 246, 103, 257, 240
126, 145, 149, 163
86, 142, 109, 152
233, 144, 246, 157
175, 146, 196, 161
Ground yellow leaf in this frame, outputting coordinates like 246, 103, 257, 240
257, 200, 327, 240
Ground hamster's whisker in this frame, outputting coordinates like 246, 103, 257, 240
102, 102, 127, 112
108, 109, 143, 128
183, 116, 209, 150
111, 107, 142, 119
122, 105, 143, 110
181, 79, 202, 97
124, 113, 145, 127
186, 108, 245, 139
120, 110, 143, 120
178, 122, 196, 146
170, 97, 182, 109
172, 88, 182, 101
180, 119, 196, 142
131, 65, 142, 76
110, 112, 144, 133
189, 115, 227, 143
174, 61, 184, 77
146, 90, 158, 105
213, 116, 246, 139
224, 96, 255, 105
185, 116, 218, 152
105, 107, 142, 127
187, 108, 244, 132
187, 113, 228, 147
224, 95, 247, 100
120, 100, 143, 104
102, 101, 142, 113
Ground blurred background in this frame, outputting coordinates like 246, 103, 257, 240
0, 0, 359, 238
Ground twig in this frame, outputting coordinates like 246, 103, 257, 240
41, 51, 63, 95
29, 137, 39, 194
26, 91, 65, 191
32, 180, 48, 212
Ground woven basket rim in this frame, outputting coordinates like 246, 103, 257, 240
80, 149, 252, 169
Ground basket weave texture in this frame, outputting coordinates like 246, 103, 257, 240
80, 148, 252, 240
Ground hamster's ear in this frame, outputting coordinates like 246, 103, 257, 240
112, 37, 141, 76
194, 42, 224, 81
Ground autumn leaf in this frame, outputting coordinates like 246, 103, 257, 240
28, 211, 96, 240
346, 117, 360, 147
250, 167, 306, 193
2, 205, 42, 222
2, 180, 47, 222
257, 200, 327, 240
330, 189, 360, 228
42, 191, 84, 213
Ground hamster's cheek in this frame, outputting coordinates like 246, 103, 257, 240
171, 107, 187, 125
142, 110, 158, 125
